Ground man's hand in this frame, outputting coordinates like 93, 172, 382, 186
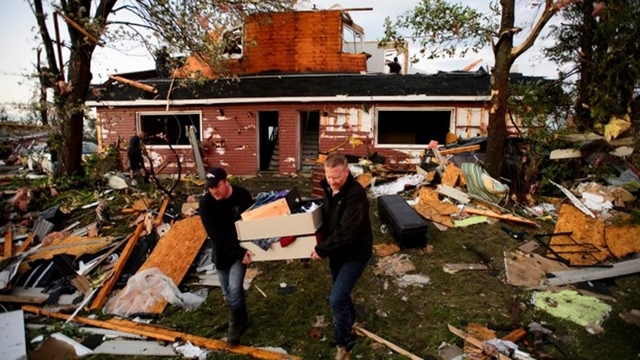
242, 250, 254, 264
310, 250, 321, 260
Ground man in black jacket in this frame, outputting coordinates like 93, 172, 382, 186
311, 152, 373, 360
199, 167, 254, 346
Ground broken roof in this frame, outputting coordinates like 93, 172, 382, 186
87, 70, 546, 105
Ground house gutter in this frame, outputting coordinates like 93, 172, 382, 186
86, 95, 490, 107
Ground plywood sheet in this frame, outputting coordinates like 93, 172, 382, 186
550, 204, 610, 265
604, 218, 640, 258
504, 250, 570, 287
136, 215, 207, 313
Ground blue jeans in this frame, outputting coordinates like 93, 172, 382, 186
216, 259, 247, 310
329, 260, 367, 347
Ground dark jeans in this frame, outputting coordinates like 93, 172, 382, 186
329, 259, 367, 347
216, 259, 247, 310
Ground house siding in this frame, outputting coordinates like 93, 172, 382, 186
96, 101, 501, 176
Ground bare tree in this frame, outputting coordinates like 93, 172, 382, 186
28, 0, 295, 176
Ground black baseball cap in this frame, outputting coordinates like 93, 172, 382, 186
205, 167, 227, 188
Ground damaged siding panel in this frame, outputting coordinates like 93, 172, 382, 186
276, 106, 300, 174
455, 107, 488, 139
200, 105, 258, 175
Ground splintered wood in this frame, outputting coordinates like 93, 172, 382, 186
131, 215, 207, 314
413, 187, 458, 228
441, 164, 466, 187
27, 236, 115, 261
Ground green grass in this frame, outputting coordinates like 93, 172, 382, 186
22, 176, 640, 359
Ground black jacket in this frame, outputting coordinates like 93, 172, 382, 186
199, 185, 254, 270
315, 173, 373, 263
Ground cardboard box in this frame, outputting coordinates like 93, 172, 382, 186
235, 204, 323, 240
241, 235, 318, 261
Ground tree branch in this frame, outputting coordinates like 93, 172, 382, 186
28, 0, 59, 78
511, 0, 577, 60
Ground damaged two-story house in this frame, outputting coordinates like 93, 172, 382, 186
87, 8, 543, 177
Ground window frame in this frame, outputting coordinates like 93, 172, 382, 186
374, 107, 454, 149
136, 110, 203, 149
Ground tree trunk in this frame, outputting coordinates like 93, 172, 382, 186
485, 0, 516, 179
58, 46, 95, 176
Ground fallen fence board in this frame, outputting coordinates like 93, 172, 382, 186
353, 325, 422, 360
91, 223, 145, 311
22, 305, 301, 360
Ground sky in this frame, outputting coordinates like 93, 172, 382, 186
0, 0, 563, 109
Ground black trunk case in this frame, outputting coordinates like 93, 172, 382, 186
377, 194, 428, 249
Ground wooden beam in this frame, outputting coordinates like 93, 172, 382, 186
463, 207, 537, 227
16, 233, 34, 253
0, 294, 47, 304
22, 305, 301, 360
55, 11, 101, 45
108, 75, 158, 94
153, 196, 170, 226
438, 144, 481, 156
353, 325, 422, 360
3, 223, 13, 258
461, 58, 483, 71
90, 222, 145, 310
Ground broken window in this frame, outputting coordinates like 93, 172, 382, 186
137, 112, 202, 147
222, 26, 243, 58
341, 23, 364, 54
375, 109, 452, 148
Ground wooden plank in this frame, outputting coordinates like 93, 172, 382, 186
22, 305, 301, 360
108, 75, 157, 94
55, 11, 101, 45
447, 324, 510, 360
353, 325, 422, 360
90, 223, 145, 311
0, 294, 47, 304
135, 216, 207, 314
438, 144, 481, 156
16, 233, 34, 253
3, 223, 12, 257
153, 196, 170, 226
463, 207, 537, 226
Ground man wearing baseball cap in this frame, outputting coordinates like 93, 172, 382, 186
199, 167, 255, 345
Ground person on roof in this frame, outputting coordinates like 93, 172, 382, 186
387, 57, 401, 75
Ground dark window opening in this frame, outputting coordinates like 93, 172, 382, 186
139, 113, 201, 146
377, 110, 451, 146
